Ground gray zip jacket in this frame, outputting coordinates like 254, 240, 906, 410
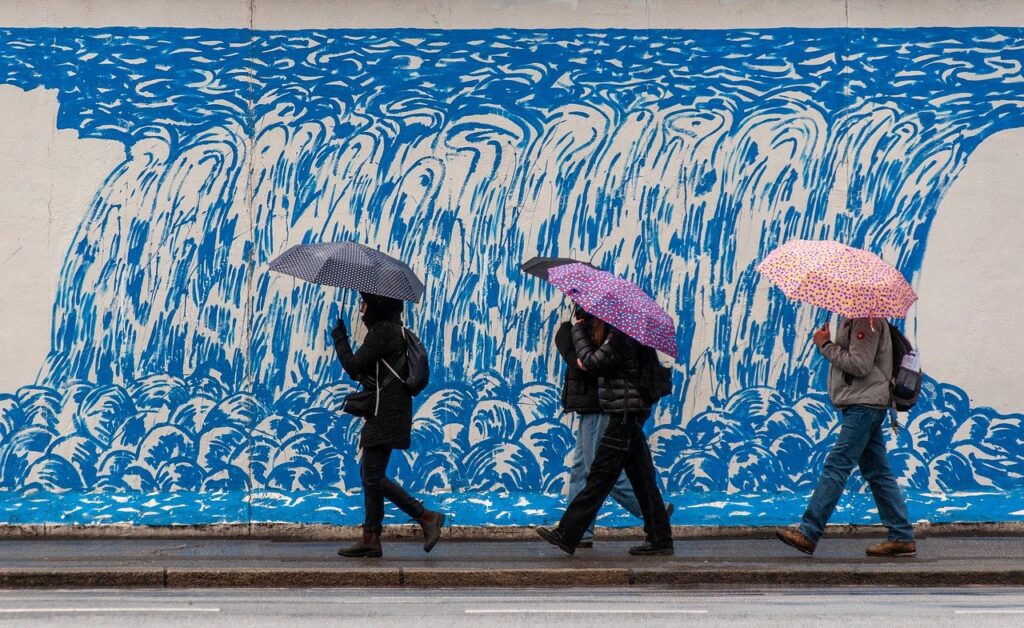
819, 317, 893, 409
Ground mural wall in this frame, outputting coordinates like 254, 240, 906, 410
2, 23, 1024, 527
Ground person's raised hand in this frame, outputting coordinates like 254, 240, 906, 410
812, 321, 831, 348
331, 318, 348, 342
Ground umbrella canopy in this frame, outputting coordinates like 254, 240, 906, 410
547, 263, 678, 358
269, 241, 425, 302
756, 239, 917, 319
519, 256, 599, 280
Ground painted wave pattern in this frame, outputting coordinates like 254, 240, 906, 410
1, 373, 1023, 524
0, 28, 1023, 523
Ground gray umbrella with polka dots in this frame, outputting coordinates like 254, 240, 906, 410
269, 241, 425, 302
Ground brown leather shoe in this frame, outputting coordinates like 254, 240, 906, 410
776, 528, 816, 555
866, 540, 917, 557
338, 530, 382, 558
418, 509, 445, 553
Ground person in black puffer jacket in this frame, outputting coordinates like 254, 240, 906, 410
538, 312, 674, 556
332, 292, 445, 559
555, 306, 643, 548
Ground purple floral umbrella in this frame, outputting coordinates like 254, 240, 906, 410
546, 263, 678, 359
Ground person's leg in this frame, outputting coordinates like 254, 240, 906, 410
602, 413, 644, 522
620, 417, 673, 548
798, 406, 877, 544
567, 413, 599, 543
859, 411, 915, 542
571, 412, 642, 542
363, 445, 443, 552
360, 446, 390, 533
372, 450, 426, 522
566, 413, 590, 504
556, 415, 631, 547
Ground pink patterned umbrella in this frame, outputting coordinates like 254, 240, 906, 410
546, 263, 678, 358
756, 239, 917, 319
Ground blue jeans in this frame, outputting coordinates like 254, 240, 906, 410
567, 412, 644, 542
799, 405, 915, 543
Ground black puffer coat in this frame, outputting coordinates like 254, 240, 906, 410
334, 314, 412, 450
572, 322, 651, 419
555, 321, 601, 414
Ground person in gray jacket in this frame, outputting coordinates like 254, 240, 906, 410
776, 317, 916, 557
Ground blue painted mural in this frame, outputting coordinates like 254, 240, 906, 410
1, 27, 1024, 527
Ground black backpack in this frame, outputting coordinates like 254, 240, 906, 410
888, 323, 921, 412
380, 327, 431, 396
635, 345, 673, 405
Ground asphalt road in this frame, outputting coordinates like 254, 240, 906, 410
0, 588, 1023, 627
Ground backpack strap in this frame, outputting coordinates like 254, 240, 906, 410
379, 327, 409, 383
381, 358, 402, 380
374, 361, 381, 416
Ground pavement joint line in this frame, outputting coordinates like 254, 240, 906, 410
463, 609, 709, 614
0, 608, 221, 613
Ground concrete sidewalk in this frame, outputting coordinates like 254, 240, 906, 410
1, 535, 1024, 588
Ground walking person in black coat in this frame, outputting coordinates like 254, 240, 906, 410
556, 306, 645, 548
537, 312, 674, 556
332, 292, 445, 558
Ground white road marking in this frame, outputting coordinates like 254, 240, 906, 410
465, 609, 707, 614
0, 607, 220, 614
954, 610, 1024, 614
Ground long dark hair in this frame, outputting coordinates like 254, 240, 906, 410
587, 317, 608, 346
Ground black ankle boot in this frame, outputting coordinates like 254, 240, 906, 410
628, 541, 674, 556
338, 530, 382, 558
536, 526, 575, 555
418, 509, 445, 553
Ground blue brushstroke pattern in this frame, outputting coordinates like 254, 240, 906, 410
0, 27, 1023, 525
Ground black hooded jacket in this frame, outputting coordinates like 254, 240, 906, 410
333, 294, 413, 450
555, 321, 602, 414
571, 322, 651, 419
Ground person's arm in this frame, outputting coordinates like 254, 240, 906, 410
572, 323, 623, 375
334, 321, 392, 379
554, 321, 576, 364
817, 318, 882, 378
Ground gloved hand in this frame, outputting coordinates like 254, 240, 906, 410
330, 318, 348, 343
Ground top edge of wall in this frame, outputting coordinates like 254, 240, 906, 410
1, 0, 1023, 30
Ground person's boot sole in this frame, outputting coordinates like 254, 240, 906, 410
423, 513, 445, 553
775, 530, 815, 556
628, 547, 674, 556
338, 548, 383, 558
866, 550, 917, 558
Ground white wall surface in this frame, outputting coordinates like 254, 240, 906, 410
918, 129, 1024, 412
0, 0, 1020, 29
0, 87, 123, 391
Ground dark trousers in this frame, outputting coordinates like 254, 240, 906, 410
361, 445, 425, 533
556, 414, 673, 547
